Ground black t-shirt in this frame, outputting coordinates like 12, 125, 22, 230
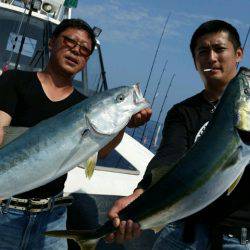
137, 91, 214, 189
0, 70, 86, 198
138, 91, 250, 227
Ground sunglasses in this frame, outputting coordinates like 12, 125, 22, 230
62, 35, 92, 57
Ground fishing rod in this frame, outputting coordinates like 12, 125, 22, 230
131, 12, 171, 138
242, 26, 250, 51
149, 73, 175, 149
15, 0, 34, 69
114, 12, 172, 168
142, 12, 171, 97
237, 25, 250, 69
153, 123, 161, 147
97, 43, 108, 91
140, 58, 168, 143
29, 20, 52, 69
3, 2, 28, 71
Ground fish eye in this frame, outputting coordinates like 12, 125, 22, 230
244, 88, 250, 95
116, 94, 125, 103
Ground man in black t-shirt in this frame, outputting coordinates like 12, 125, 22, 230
106, 20, 250, 249
0, 19, 152, 249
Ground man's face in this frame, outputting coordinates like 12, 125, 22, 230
49, 27, 93, 76
194, 31, 243, 87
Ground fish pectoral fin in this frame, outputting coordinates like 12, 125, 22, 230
78, 241, 98, 250
227, 171, 244, 196
45, 230, 99, 250
85, 153, 98, 179
1, 126, 29, 148
150, 224, 165, 234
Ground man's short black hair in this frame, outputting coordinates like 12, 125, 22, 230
190, 20, 241, 60
52, 18, 96, 54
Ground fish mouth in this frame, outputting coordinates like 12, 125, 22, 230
133, 83, 148, 105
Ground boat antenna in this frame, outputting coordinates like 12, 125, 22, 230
140, 58, 168, 143
149, 73, 175, 149
131, 12, 171, 138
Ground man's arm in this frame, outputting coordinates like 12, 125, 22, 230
0, 111, 11, 202
0, 71, 18, 147
106, 188, 144, 243
106, 105, 189, 243
0, 110, 12, 146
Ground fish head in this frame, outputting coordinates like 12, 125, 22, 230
86, 83, 150, 135
235, 67, 250, 133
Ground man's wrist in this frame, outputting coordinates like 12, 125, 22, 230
133, 188, 144, 197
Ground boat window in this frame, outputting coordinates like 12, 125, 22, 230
6, 32, 37, 57
0, 7, 55, 72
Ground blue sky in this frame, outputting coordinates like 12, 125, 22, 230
73, 0, 250, 122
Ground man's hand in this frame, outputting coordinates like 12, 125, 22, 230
105, 189, 144, 244
0, 111, 12, 146
127, 108, 152, 128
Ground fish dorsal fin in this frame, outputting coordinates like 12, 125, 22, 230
1, 126, 29, 148
227, 171, 244, 196
85, 154, 97, 179
78, 240, 98, 250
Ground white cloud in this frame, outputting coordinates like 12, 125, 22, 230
74, 1, 168, 45
73, 1, 249, 48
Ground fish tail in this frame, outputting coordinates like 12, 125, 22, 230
45, 229, 99, 250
